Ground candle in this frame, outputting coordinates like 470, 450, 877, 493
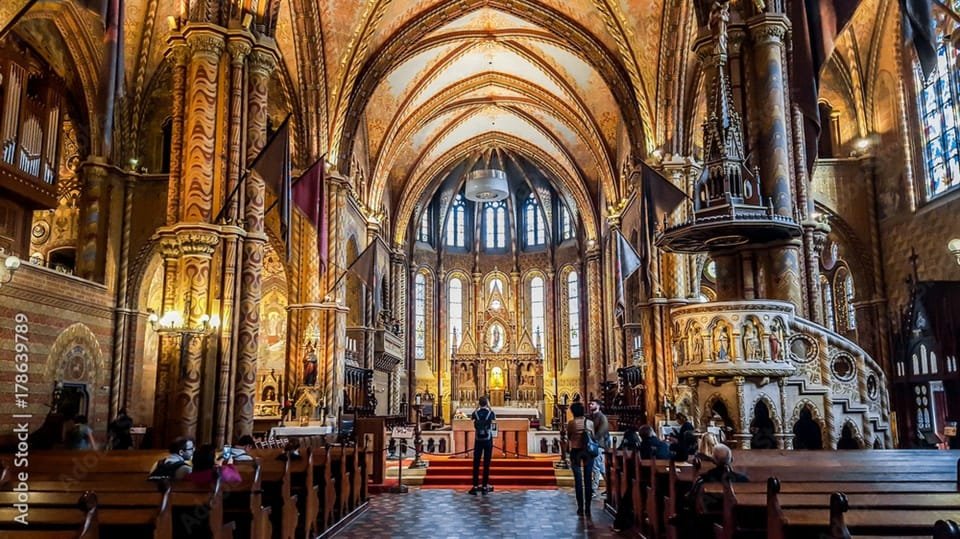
562, 394, 568, 406
415, 393, 422, 406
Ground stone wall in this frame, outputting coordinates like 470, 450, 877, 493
880, 194, 960, 310
0, 259, 115, 437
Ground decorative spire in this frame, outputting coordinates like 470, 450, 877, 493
698, 0, 758, 210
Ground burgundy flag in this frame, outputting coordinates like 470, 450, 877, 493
292, 157, 327, 271
791, 0, 861, 172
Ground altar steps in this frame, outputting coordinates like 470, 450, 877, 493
421, 457, 558, 489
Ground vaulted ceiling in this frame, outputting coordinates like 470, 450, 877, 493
8, 0, 892, 239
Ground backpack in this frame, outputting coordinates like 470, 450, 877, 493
148, 458, 186, 481
474, 408, 493, 440
583, 428, 601, 458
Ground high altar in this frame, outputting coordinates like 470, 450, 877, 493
449, 279, 545, 414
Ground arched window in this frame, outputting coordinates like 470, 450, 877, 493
560, 204, 574, 240
446, 195, 466, 247
418, 208, 431, 243
914, 3, 960, 201
525, 194, 545, 246
448, 278, 463, 350
568, 271, 581, 358
529, 276, 546, 354
484, 201, 507, 249
844, 272, 856, 330
820, 275, 835, 331
414, 273, 426, 359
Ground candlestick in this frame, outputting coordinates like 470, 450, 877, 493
415, 393, 421, 406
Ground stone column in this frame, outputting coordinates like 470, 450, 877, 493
748, 15, 804, 309
175, 228, 220, 439
179, 29, 224, 223
233, 46, 276, 437
584, 246, 604, 399
165, 41, 189, 225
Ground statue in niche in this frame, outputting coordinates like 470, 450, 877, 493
714, 324, 731, 361
743, 321, 762, 361
303, 347, 318, 386
691, 329, 705, 364
769, 319, 787, 361
488, 323, 504, 353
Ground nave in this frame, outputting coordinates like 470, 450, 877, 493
334, 488, 617, 539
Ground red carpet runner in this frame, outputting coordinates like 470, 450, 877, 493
421, 457, 558, 489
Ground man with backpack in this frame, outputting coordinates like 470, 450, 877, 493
469, 396, 496, 495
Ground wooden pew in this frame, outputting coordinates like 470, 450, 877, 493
0, 491, 98, 539
0, 489, 172, 539
781, 491, 960, 539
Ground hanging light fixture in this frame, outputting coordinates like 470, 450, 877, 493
464, 168, 509, 202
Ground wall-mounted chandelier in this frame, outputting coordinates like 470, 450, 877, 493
464, 169, 509, 202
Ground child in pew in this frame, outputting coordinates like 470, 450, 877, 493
186, 444, 242, 487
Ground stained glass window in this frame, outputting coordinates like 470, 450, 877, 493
448, 278, 463, 350
568, 271, 581, 358
530, 276, 546, 355
446, 195, 466, 247
418, 209, 430, 243
414, 273, 426, 358
915, 4, 960, 201
525, 195, 545, 246
484, 201, 507, 249
560, 205, 574, 240
820, 274, 835, 332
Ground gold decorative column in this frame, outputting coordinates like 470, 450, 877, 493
165, 41, 189, 225
175, 228, 220, 439
323, 172, 351, 420
233, 45, 277, 437
154, 235, 181, 442
180, 29, 224, 223
584, 245, 604, 398
213, 35, 252, 446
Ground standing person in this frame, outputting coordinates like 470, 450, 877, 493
108, 408, 134, 450
587, 398, 610, 496
567, 401, 596, 517
66, 415, 97, 451
469, 396, 496, 495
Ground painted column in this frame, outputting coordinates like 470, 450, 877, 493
212, 36, 252, 447
323, 172, 350, 420
175, 228, 220, 439
165, 41, 189, 225
748, 15, 804, 309
233, 45, 276, 437
76, 161, 110, 281
154, 235, 181, 444
584, 245, 603, 399
179, 29, 224, 223
391, 249, 407, 414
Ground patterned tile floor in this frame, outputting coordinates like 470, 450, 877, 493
334, 488, 623, 538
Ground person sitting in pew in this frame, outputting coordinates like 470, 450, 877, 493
186, 444, 242, 487
696, 444, 748, 484
149, 437, 195, 480
65, 415, 98, 451
230, 435, 256, 461
691, 432, 718, 464
638, 424, 671, 460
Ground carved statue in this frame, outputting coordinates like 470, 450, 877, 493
691, 330, 705, 363
769, 319, 787, 361
743, 321, 762, 360
709, 0, 730, 58
714, 324, 731, 361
